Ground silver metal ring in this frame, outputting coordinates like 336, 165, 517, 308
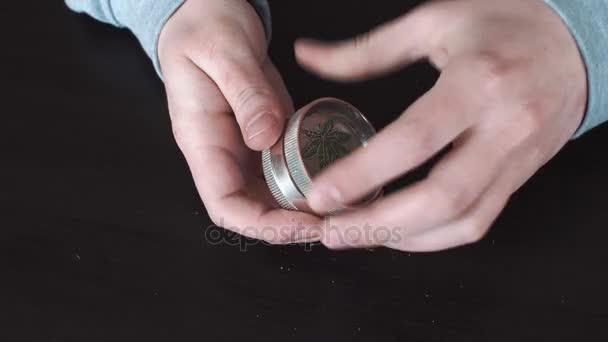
263, 98, 382, 213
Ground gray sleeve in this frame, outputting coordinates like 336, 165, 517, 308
544, 0, 608, 138
65, 0, 272, 78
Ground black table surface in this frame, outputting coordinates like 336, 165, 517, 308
2, 1, 608, 341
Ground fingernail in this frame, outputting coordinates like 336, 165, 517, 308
309, 184, 342, 212
246, 112, 276, 140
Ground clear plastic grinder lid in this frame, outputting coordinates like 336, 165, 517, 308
262, 98, 382, 213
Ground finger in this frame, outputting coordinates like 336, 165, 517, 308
208, 186, 324, 244
164, 58, 322, 243
319, 126, 512, 250
391, 178, 510, 252
188, 45, 286, 151
397, 141, 543, 252
295, 2, 450, 81
163, 57, 248, 205
262, 60, 295, 117
307, 64, 481, 213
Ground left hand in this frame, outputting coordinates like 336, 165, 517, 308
159, 0, 322, 243
295, 0, 587, 251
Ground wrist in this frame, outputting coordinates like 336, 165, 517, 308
542, 0, 608, 138
116, 0, 186, 78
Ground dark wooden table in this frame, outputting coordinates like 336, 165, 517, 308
1, 1, 608, 341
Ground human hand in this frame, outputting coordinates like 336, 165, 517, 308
159, 0, 321, 243
295, 0, 587, 251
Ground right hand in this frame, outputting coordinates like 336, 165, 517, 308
158, 0, 322, 243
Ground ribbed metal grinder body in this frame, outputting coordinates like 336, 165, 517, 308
261, 98, 382, 213
262, 148, 297, 210
283, 108, 312, 197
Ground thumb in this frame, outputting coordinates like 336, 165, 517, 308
190, 48, 286, 151
295, 4, 442, 81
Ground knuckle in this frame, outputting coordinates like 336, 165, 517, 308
403, 116, 438, 157
411, 120, 434, 148
500, 100, 547, 147
336, 158, 375, 196
461, 220, 489, 245
442, 191, 470, 218
428, 181, 472, 219
193, 27, 241, 64
193, 40, 253, 72
352, 56, 375, 79
234, 85, 273, 116
171, 121, 216, 159
474, 53, 513, 97
188, 32, 228, 65
172, 98, 209, 121
516, 101, 546, 137
171, 116, 192, 149
206, 207, 224, 228
170, 113, 207, 153
203, 38, 225, 65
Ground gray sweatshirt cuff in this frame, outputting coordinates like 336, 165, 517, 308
544, 0, 608, 138
66, 0, 272, 78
